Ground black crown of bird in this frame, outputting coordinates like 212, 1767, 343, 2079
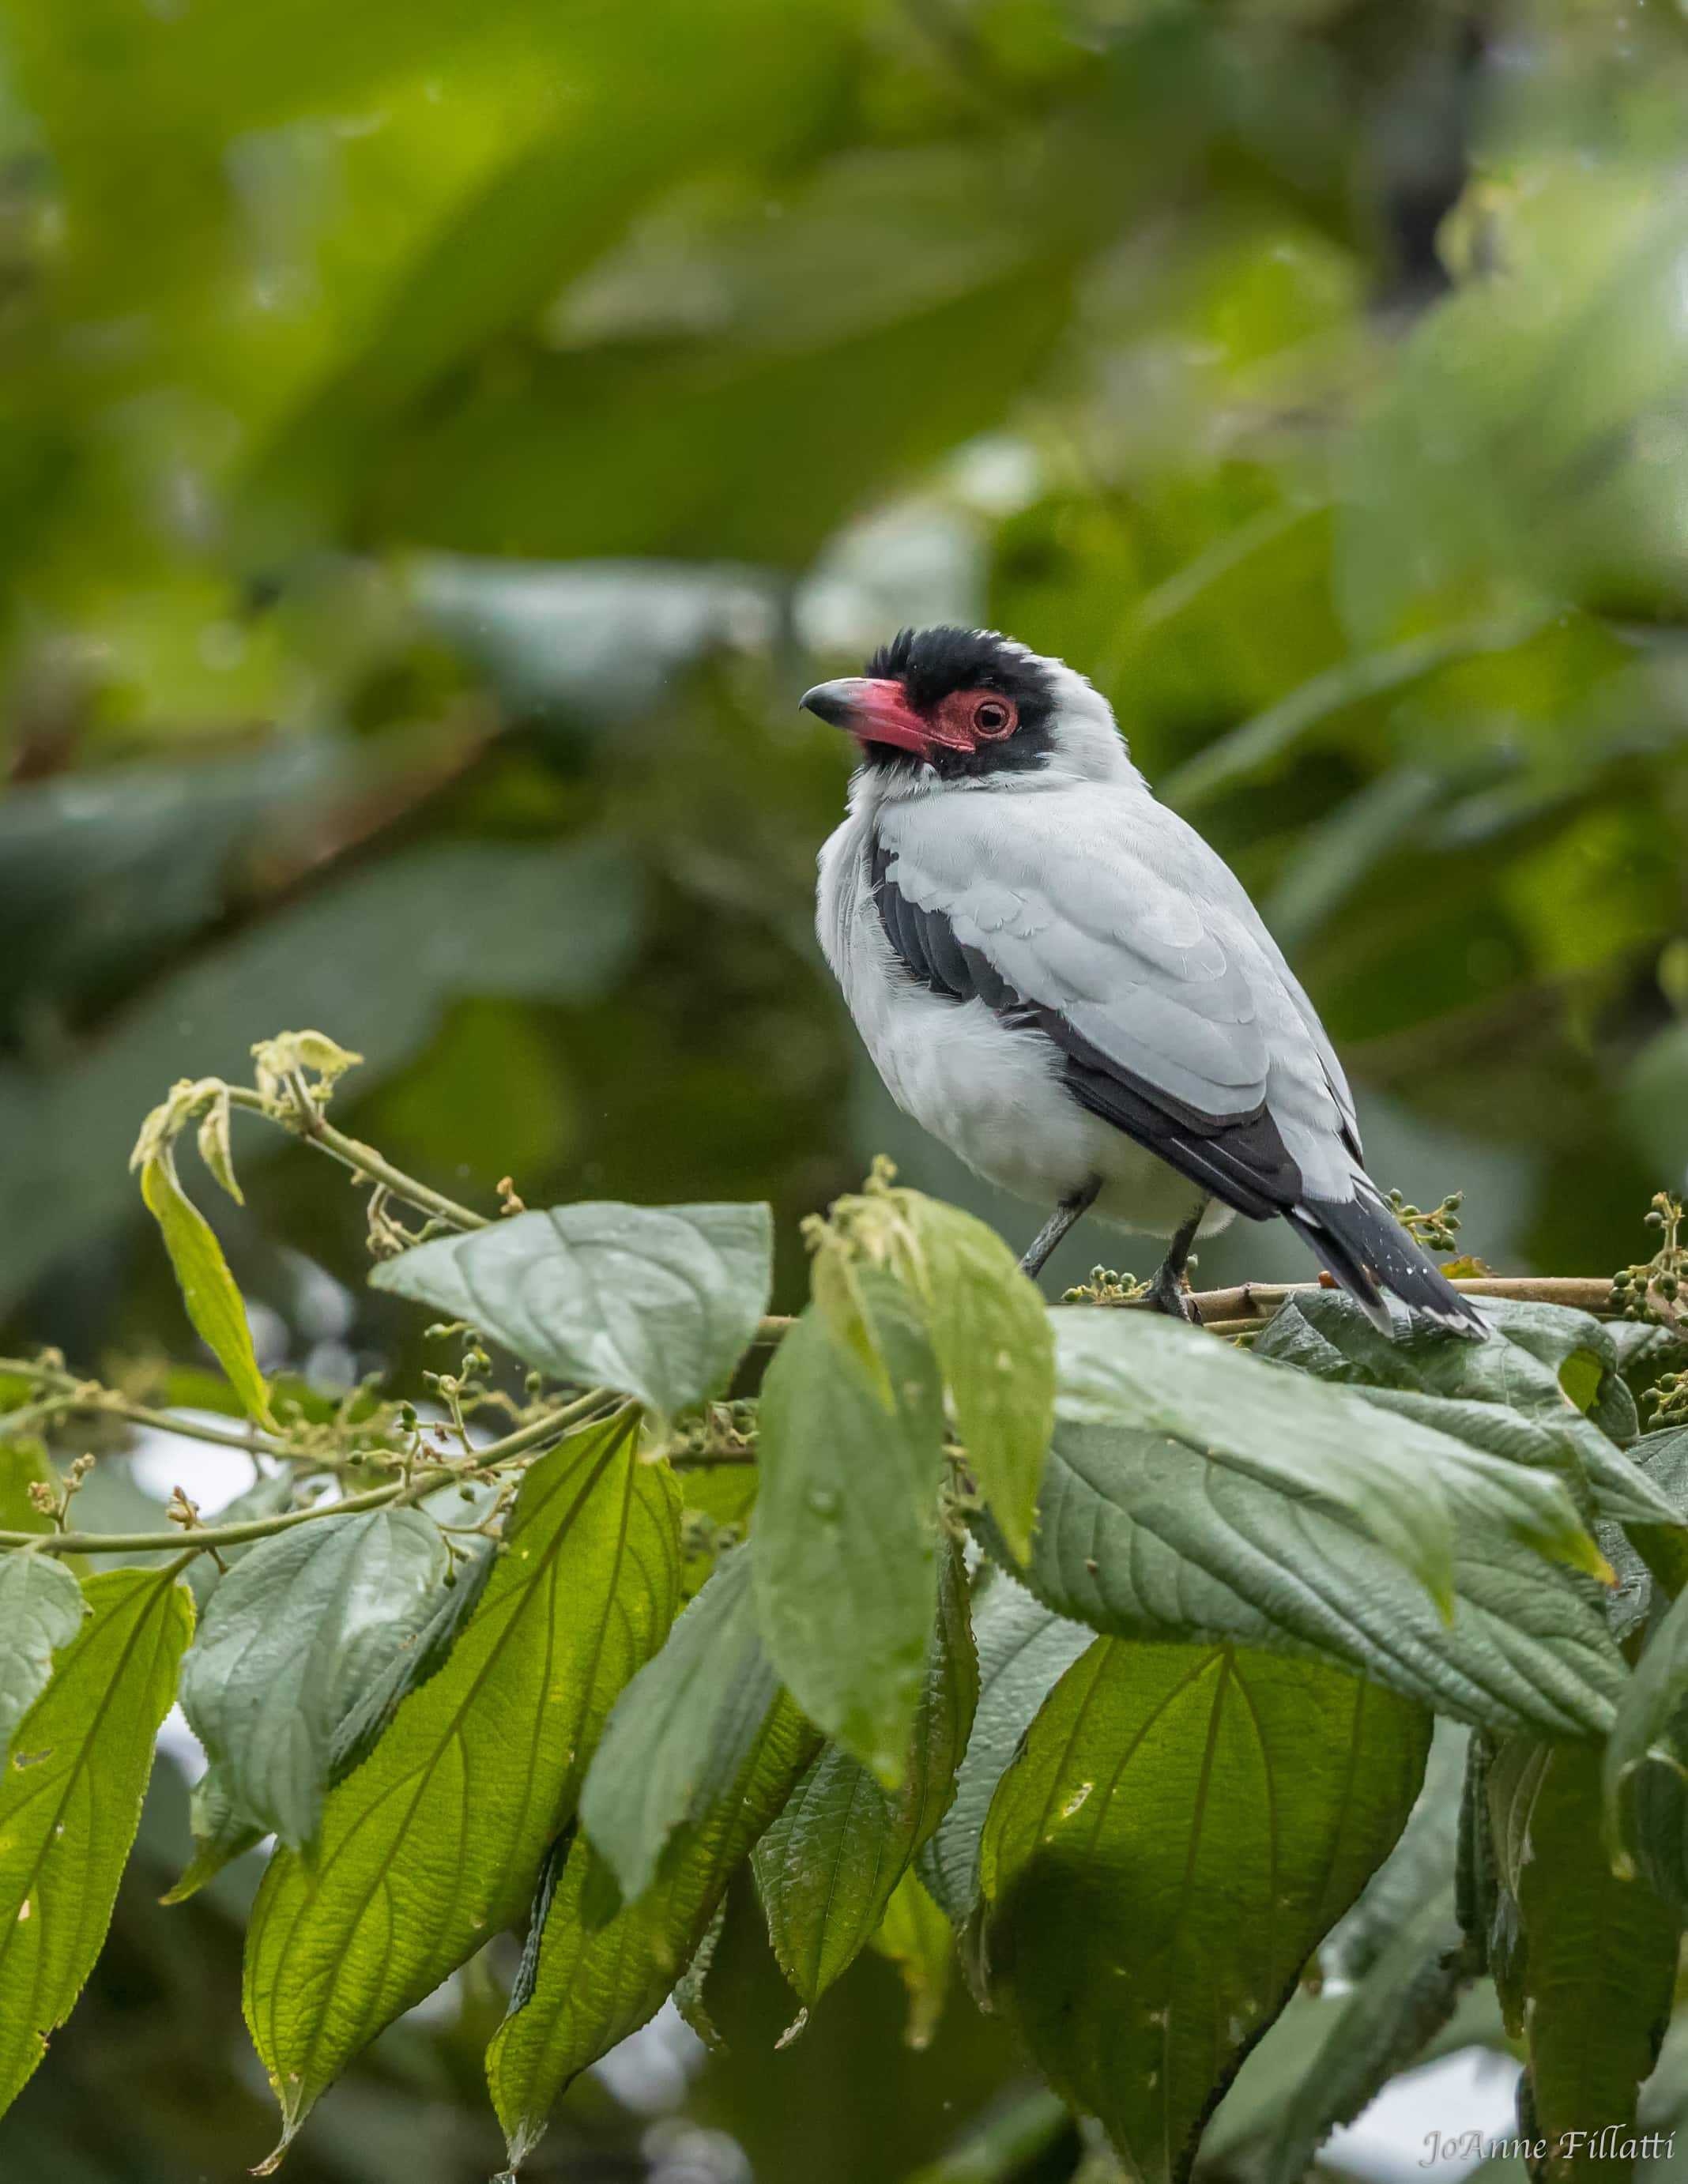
803, 624, 1486, 1339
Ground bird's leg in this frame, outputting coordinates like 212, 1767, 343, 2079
1143, 1197, 1208, 1323
1019, 1177, 1102, 1281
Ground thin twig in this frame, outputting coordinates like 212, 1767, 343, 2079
226, 1086, 489, 1233
0, 1388, 616, 1559
0, 1361, 295, 1455
1176, 1274, 1620, 1330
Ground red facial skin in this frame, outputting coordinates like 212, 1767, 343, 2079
842, 680, 1019, 762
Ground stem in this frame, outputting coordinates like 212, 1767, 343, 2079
0, 1389, 616, 1559
0, 1361, 296, 1456
226, 1086, 489, 1233
0, 1474, 440, 1557
1177, 1274, 1620, 1331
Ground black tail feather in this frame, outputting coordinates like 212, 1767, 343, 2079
1287, 1186, 1488, 1338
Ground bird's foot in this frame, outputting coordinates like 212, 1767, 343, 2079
1142, 1262, 1200, 1324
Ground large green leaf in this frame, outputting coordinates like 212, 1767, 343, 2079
1256, 1291, 1681, 1530
176, 1508, 455, 1866
241, 1414, 679, 2156
1324, 1720, 1468, 1984
0, 1568, 193, 2117
371, 1200, 773, 1416
1502, 1740, 1681, 2177
578, 1545, 776, 1904
978, 1639, 1430, 2184
918, 1574, 1094, 1925
754, 1279, 946, 1786
894, 1195, 1054, 1565
1051, 1311, 1607, 1613
487, 1689, 819, 2175
0, 1556, 87, 1758
753, 1538, 977, 2013
1603, 1578, 1688, 1907
139, 1147, 276, 1429
1000, 1416, 1625, 1736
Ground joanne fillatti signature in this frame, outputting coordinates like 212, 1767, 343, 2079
1421, 2130, 1676, 2166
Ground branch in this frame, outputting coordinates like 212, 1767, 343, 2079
0, 1358, 296, 1455
225, 1085, 489, 1234
0, 1388, 616, 1559
1183, 1274, 1620, 1335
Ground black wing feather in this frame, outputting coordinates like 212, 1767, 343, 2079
869, 842, 1301, 1221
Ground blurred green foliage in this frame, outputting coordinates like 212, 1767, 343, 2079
2, 0, 1688, 2176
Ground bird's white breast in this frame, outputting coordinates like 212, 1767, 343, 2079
816, 800, 1227, 1239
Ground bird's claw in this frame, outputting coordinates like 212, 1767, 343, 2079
1143, 1267, 1200, 1324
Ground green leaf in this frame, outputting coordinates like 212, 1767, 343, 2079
753, 1537, 976, 2012
241, 1414, 680, 2156
672, 1899, 729, 2055
0, 1568, 193, 2118
1617, 1426, 1688, 1604
1508, 1741, 1680, 2177
1256, 1292, 1682, 1531
0, 1557, 87, 1758
918, 1574, 1094, 1925
1052, 1309, 1609, 1610
754, 1280, 946, 1787
868, 1869, 954, 2051
999, 1416, 1626, 1736
487, 1688, 819, 2175
139, 1147, 275, 1429
578, 1545, 778, 1905
899, 1195, 1054, 1565
1260, 1890, 1470, 2184
176, 1508, 455, 1866
1603, 1578, 1688, 1907
1324, 1721, 1468, 1984
978, 1640, 1431, 2184
371, 1201, 773, 1416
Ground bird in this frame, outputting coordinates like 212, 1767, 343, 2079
803, 625, 1486, 1336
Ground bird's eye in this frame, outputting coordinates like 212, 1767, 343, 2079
973, 697, 1015, 738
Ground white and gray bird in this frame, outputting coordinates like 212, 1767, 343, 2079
804, 625, 1485, 1335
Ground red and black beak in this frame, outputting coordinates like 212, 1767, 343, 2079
799, 677, 968, 759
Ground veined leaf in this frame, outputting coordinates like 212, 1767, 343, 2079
1603, 1578, 1688, 1907
0, 1568, 193, 2117
753, 1538, 976, 2011
370, 1200, 772, 1417
998, 1418, 1625, 1737
0, 1557, 87, 1757
140, 1147, 276, 1429
488, 1688, 819, 2174
1324, 1720, 1468, 1984
1053, 1309, 1607, 1611
1257, 1292, 1682, 1531
895, 1195, 1053, 1564
1260, 1889, 1469, 2184
579, 1545, 777, 1905
755, 1279, 945, 1786
869, 1868, 954, 2051
918, 1574, 1093, 1925
979, 1639, 1430, 2184
176, 1508, 455, 1867
241, 1414, 680, 2157
1618, 1425, 1688, 1605
1508, 1741, 1680, 2176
